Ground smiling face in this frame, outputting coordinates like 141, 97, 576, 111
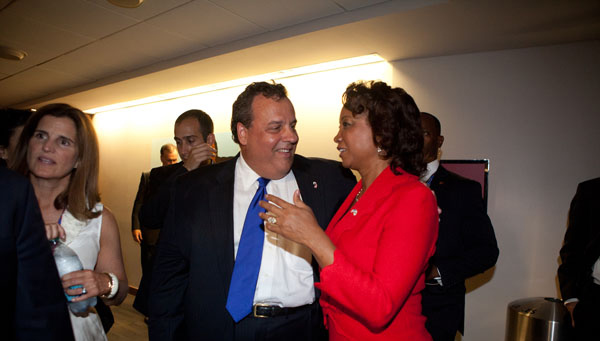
333, 107, 379, 172
237, 95, 298, 180
27, 115, 79, 184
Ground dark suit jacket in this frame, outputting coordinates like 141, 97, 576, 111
136, 158, 235, 315
139, 162, 188, 231
134, 162, 186, 315
148, 155, 356, 341
558, 178, 600, 302
421, 166, 499, 335
0, 168, 74, 340
140, 158, 236, 229
132, 171, 150, 231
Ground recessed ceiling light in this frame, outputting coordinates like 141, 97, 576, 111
0, 46, 27, 61
107, 0, 144, 8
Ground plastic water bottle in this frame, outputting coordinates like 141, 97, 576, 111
50, 239, 97, 313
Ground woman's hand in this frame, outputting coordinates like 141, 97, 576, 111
61, 270, 112, 302
45, 222, 66, 240
259, 190, 336, 267
258, 191, 321, 246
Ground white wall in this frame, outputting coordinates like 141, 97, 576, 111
390, 40, 600, 339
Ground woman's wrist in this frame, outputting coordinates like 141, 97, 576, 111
308, 230, 335, 268
100, 272, 119, 299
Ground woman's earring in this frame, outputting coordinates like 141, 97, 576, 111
377, 147, 382, 153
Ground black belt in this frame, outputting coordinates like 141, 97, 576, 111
251, 303, 313, 318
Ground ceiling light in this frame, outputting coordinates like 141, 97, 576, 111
0, 46, 27, 61
107, 0, 144, 8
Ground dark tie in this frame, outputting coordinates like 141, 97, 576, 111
226, 177, 270, 322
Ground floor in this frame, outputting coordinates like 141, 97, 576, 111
107, 294, 148, 341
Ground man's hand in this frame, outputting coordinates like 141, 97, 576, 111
132, 229, 142, 244
183, 143, 216, 171
565, 301, 577, 327
426, 264, 440, 281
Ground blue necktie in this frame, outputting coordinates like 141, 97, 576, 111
226, 177, 270, 322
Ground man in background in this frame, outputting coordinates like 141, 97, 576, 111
558, 177, 600, 339
139, 109, 219, 230
134, 110, 219, 316
0, 108, 33, 167
420, 112, 499, 341
132, 144, 178, 279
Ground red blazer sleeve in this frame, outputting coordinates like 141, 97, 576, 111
317, 181, 438, 331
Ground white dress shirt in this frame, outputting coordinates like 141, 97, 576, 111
233, 155, 315, 308
421, 159, 440, 184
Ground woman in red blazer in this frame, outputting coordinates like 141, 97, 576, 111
260, 81, 439, 340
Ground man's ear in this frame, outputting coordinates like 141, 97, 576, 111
237, 122, 248, 146
437, 135, 445, 149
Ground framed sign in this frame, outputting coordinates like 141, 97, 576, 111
440, 159, 490, 210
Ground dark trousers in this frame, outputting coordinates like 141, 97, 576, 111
140, 242, 156, 275
233, 302, 327, 341
134, 230, 160, 317
422, 285, 463, 341
573, 282, 600, 340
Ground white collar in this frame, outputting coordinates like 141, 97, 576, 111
235, 153, 294, 190
421, 159, 440, 184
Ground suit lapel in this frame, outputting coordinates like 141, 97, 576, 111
292, 157, 326, 228
208, 158, 236, 295
291, 156, 338, 294
430, 165, 449, 191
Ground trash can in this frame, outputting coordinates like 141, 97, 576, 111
505, 297, 572, 341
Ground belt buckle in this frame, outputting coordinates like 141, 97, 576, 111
252, 303, 270, 318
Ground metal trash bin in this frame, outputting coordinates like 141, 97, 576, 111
505, 297, 572, 341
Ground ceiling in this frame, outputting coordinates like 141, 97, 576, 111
1, 0, 599, 110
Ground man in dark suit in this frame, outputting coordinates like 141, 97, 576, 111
558, 177, 600, 339
139, 109, 218, 230
148, 82, 356, 341
132, 143, 178, 275
134, 110, 218, 316
0, 167, 74, 340
420, 112, 499, 341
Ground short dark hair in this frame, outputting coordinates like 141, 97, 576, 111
175, 109, 214, 141
420, 112, 441, 136
0, 108, 33, 147
342, 81, 425, 177
10, 103, 101, 221
231, 81, 288, 144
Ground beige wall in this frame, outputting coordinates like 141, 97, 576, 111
94, 40, 600, 340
